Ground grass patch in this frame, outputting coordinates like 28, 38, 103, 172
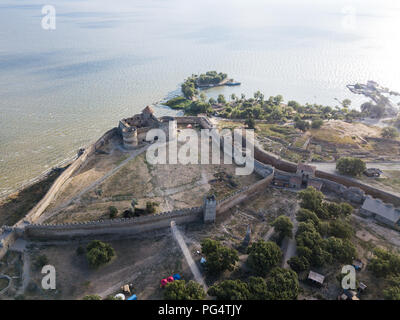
164, 96, 192, 110
310, 128, 357, 145
256, 124, 297, 143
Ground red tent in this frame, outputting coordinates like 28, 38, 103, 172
167, 276, 174, 283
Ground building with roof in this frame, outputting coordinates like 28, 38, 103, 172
360, 195, 400, 229
118, 106, 177, 149
308, 270, 325, 286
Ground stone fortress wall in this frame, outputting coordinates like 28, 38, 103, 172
2, 112, 400, 258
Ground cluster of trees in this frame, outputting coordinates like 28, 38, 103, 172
208, 268, 299, 300
181, 77, 198, 100
86, 240, 115, 269
163, 280, 206, 300
199, 238, 298, 300
381, 126, 399, 139
336, 157, 366, 177
368, 248, 400, 300
360, 101, 386, 119
216, 93, 361, 125
288, 187, 356, 272
197, 71, 227, 86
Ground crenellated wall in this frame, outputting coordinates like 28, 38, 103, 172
24, 207, 203, 240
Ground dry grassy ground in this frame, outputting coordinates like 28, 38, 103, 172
44, 132, 260, 224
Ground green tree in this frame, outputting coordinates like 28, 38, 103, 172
381, 127, 399, 139
208, 280, 250, 300
368, 248, 400, 278
272, 216, 294, 239
146, 201, 159, 214
311, 118, 323, 129
108, 206, 118, 219
247, 240, 282, 276
298, 187, 324, 213
296, 208, 321, 230
86, 240, 115, 269
336, 157, 366, 177
201, 239, 239, 275
247, 277, 268, 300
245, 114, 256, 129
217, 94, 226, 105
340, 203, 354, 217
164, 280, 206, 300
288, 256, 310, 273
265, 267, 299, 300
342, 99, 352, 108
323, 237, 356, 264
329, 219, 353, 239
384, 277, 400, 300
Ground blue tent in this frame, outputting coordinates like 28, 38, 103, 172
127, 294, 137, 300
173, 273, 181, 280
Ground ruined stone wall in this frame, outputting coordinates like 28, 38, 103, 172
25, 127, 118, 224
24, 207, 203, 240
216, 175, 273, 214
315, 170, 400, 206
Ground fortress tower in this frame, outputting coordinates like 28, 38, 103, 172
203, 194, 216, 223
118, 106, 177, 149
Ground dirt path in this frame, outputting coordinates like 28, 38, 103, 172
170, 221, 207, 290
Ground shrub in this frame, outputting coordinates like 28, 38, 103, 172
381, 127, 399, 139
311, 118, 323, 129
86, 240, 115, 269
108, 206, 118, 218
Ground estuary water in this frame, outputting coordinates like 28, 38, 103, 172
1, 0, 400, 197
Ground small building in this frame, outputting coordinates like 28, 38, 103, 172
363, 168, 382, 177
360, 196, 400, 229
296, 163, 316, 178
308, 271, 325, 286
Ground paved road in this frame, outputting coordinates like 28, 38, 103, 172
170, 221, 207, 290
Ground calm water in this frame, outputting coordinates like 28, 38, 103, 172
1, 0, 400, 196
